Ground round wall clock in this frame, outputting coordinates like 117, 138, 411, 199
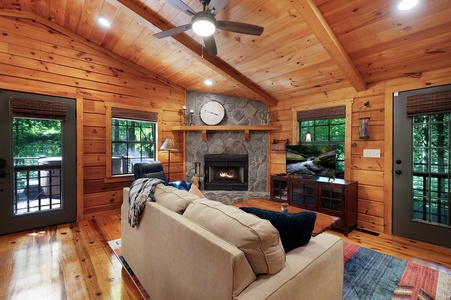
200, 101, 225, 125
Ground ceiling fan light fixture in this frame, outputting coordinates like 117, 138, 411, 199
192, 12, 216, 37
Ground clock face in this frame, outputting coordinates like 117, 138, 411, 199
200, 101, 225, 125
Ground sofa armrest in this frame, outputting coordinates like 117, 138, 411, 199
235, 233, 343, 300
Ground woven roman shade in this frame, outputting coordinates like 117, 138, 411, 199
297, 105, 346, 121
406, 90, 451, 117
112, 107, 158, 122
10, 97, 67, 120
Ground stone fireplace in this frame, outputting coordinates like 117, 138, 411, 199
184, 91, 270, 204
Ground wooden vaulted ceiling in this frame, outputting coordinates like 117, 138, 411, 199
0, 0, 450, 106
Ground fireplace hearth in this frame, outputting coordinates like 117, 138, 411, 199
204, 154, 248, 191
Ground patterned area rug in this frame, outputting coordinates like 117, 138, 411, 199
343, 242, 451, 300
108, 238, 451, 300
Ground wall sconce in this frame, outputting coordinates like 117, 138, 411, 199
359, 101, 371, 139
305, 131, 312, 142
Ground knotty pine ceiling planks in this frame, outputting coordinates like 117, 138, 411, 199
0, 0, 450, 105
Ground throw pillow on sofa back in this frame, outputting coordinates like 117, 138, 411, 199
240, 207, 316, 253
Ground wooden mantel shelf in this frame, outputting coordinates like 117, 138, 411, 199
171, 125, 282, 141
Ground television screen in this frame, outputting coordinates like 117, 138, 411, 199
286, 144, 336, 178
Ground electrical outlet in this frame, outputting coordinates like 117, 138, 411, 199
363, 149, 381, 158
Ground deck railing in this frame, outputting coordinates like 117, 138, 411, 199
13, 158, 61, 214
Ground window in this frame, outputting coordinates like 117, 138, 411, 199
110, 107, 158, 176
297, 106, 346, 178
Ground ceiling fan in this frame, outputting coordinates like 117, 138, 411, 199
153, 0, 264, 56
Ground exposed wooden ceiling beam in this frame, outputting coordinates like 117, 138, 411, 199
112, 0, 278, 106
292, 0, 367, 92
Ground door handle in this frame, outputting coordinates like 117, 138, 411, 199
395, 170, 402, 175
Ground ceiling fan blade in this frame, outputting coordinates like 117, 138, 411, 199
163, 0, 196, 16
203, 36, 218, 56
153, 24, 192, 38
217, 20, 264, 36
207, 0, 230, 16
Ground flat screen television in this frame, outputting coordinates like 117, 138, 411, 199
286, 144, 336, 178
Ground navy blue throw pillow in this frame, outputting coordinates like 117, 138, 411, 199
168, 180, 192, 191
240, 207, 316, 253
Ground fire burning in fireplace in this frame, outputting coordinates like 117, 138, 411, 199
218, 169, 237, 179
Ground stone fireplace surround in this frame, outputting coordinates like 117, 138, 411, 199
184, 91, 270, 204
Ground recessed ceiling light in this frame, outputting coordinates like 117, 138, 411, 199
398, 0, 418, 10
204, 79, 213, 86
98, 16, 111, 27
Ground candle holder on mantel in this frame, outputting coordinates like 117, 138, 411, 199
358, 101, 371, 139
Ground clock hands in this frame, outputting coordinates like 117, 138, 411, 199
203, 109, 219, 116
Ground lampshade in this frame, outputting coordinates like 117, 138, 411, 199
305, 131, 312, 142
192, 12, 216, 37
160, 137, 178, 151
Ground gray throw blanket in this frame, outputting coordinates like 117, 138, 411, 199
128, 178, 165, 227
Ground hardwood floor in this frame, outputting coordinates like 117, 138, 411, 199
0, 213, 450, 300
0, 214, 141, 300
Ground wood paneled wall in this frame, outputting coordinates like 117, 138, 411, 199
0, 15, 185, 220
269, 68, 451, 234
2, 14, 451, 234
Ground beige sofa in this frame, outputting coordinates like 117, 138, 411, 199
121, 185, 344, 300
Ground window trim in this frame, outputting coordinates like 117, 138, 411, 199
291, 99, 353, 179
105, 104, 161, 183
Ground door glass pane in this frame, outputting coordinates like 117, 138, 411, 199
411, 113, 450, 226
12, 118, 62, 215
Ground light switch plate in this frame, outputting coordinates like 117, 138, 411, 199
363, 149, 381, 158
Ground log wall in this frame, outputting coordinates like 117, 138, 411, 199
0, 15, 185, 220
269, 67, 451, 234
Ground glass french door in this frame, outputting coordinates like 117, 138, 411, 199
0, 90, 76, 235
393, 85, 451, 248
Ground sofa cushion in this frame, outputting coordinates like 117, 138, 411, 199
154, 184, 200, 213
240, 207, 317, 252
183, 199, 286, 275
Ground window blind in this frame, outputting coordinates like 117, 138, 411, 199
297, 105, 346, 121
406, 90, 451, 117
111, 107, 158, 122
10, 97, 67, 120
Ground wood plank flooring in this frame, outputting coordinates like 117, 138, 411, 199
0, 213, 449, 300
